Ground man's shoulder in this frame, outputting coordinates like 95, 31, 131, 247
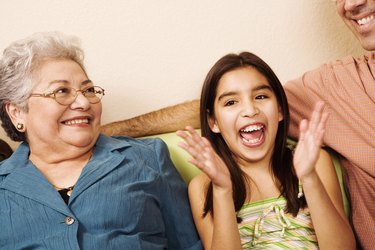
285, 52, 370, 87
327, 53, 372, 67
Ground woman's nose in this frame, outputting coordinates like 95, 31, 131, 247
70, 92, 91, 109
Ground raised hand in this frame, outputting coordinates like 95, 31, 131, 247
293, 101, 329, 180
176, 126, 232, 189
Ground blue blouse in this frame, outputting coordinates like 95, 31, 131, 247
0, 134, 202, 250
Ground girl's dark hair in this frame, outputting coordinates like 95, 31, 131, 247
200, 52, 306, 220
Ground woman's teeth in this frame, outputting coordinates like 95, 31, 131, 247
64, 118, 89, 125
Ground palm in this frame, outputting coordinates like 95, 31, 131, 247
177, 127, 232, 189
293, 102, 328, 179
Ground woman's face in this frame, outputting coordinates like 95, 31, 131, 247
23, 59, 102, 151
209, 67, 283, 167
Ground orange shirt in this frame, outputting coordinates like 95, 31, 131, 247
284, 52, 375, 250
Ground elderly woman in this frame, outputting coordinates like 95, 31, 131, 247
0, 32, 202, 249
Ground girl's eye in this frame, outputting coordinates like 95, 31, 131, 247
224, 100, 236, 106
256, 95, 268, 100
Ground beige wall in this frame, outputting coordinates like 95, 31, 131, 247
0, 0, 364, 149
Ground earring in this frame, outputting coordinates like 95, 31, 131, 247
16, 123, 24, 130
297, 180, 304, 198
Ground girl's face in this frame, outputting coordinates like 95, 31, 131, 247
209, 67, 283, 167
22, 59, 102, 152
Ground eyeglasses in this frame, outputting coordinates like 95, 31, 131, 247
30, 85, 105, 106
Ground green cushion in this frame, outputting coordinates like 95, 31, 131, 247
326, 148, 351, 217
145, 131, 201, 183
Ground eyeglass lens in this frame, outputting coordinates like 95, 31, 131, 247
55, 86, 104, 105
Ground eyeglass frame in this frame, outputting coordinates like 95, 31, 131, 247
29, 85, 105, 106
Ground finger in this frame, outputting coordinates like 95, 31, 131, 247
177, 129, 201, 149
180, 126, 200, 144
178, 141, 199, 158
177, 141, 192, 152
299, 119, 308, 141
185, 126, 207, 148
177, 135, 207, 161
309, 102, 324, 133
202, 137, 213, 148
187, 157, 206, 169
189, 158, 214, 178
176, 130, 191, 141
177, 126, 198, 139
316, 111, 329, 134
188, 149, 215, 171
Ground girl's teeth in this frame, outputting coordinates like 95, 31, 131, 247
241, 125, 263, 132
242, 137, 262, 144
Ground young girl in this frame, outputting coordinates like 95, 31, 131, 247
177, 52, 355, 249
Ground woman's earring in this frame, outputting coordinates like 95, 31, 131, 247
16, 123, 24, 131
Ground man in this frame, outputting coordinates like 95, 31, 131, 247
283, 1, 374, 249
102, 0, 374, 248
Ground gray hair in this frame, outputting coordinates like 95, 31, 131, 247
0, 31, 86, 141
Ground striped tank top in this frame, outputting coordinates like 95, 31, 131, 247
237, 196, 318, 249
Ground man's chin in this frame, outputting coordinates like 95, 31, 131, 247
361, 41, 375, 51
352, 26, 375, 51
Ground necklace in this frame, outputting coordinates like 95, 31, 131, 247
53, 184, 75, 196
50, 151, 92, 197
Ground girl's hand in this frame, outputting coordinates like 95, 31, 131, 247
177, 126, 232, 190
293, 101, 329, 180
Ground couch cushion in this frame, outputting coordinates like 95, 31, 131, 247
145, 131, 201, 183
